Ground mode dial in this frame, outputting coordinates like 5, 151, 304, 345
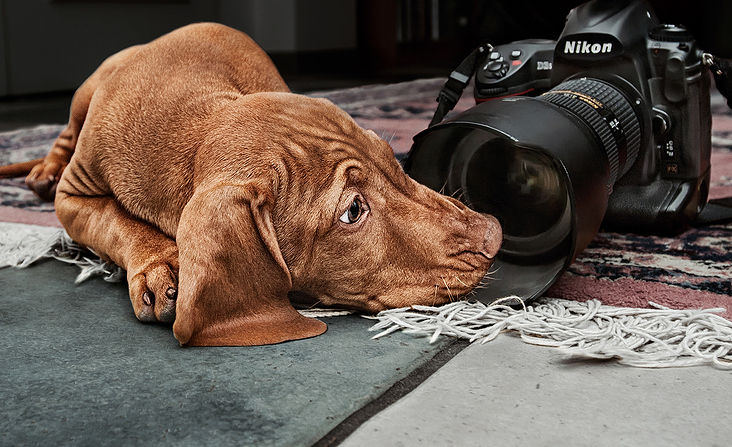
649, 24, 694, 42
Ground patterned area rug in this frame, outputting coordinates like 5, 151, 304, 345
1, 78, 731, 321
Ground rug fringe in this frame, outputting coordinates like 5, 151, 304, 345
0, 225, 124, 283
369, 298, 732, 369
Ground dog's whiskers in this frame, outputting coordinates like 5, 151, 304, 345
441, 276, 455, 301
454, 275, 469, 288
379, 128, 396, 144
475, 276, 493, 289
308, 300, 324, 309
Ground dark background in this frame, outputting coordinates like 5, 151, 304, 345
356, 0, 732, 76
0, 0, 729, 98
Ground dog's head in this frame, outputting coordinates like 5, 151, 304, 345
173, 93, 502, 346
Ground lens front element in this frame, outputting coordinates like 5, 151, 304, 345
457, 136, 572, 262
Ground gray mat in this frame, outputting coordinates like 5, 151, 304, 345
1, 260, 452, 446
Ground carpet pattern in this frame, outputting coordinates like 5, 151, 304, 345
1, 78, 731, 319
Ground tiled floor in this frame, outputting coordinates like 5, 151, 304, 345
0, 251, 459, 446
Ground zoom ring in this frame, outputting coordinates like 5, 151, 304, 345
539, 78, 641, 188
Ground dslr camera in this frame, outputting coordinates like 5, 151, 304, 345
404, 0, 723, 301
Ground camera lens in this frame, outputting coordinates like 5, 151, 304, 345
405, 77, 644, 301
539, 78, 642, 189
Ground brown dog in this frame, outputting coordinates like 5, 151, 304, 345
1, 23, 502, 346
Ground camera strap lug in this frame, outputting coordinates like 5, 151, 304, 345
430, 43, 493, 127
704, 53, 732, 110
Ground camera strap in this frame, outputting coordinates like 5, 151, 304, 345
705, 53, 732, 109
696, 197, 732, 225
429, 43, 492, 127
697, 53, 732, 226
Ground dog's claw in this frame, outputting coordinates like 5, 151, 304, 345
128, 248, 179, 325
142, 291, 153, 306
158, 306, 176, 323
25, 160, 66, 202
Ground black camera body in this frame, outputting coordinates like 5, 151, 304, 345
475, 0, 712, 234
404, 0, 722, 301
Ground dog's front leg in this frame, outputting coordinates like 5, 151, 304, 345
55, 187, 179, 324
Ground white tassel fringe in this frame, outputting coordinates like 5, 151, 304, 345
369, 298, 732, 368
0, 224, 124, 283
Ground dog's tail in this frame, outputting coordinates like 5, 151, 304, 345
0, 158, 44, 178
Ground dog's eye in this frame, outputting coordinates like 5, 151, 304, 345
339, 198, 364, 224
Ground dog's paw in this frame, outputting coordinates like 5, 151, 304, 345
25, 160, 67, 202
127, 250, 179, 324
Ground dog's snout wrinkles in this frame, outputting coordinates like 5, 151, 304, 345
453, 212, 502, 269
482, 214, 502, 260
443, 195, 502, 261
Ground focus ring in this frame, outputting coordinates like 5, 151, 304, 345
539, 78, 641, 188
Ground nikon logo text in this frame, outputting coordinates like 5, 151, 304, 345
564, 41, 613, 55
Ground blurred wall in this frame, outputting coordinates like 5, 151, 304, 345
0, 0, 725, 97
0, 0, 357, 96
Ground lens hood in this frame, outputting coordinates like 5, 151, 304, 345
405, 96, 614, 303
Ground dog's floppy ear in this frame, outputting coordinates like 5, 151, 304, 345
173, 183, 327, 346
